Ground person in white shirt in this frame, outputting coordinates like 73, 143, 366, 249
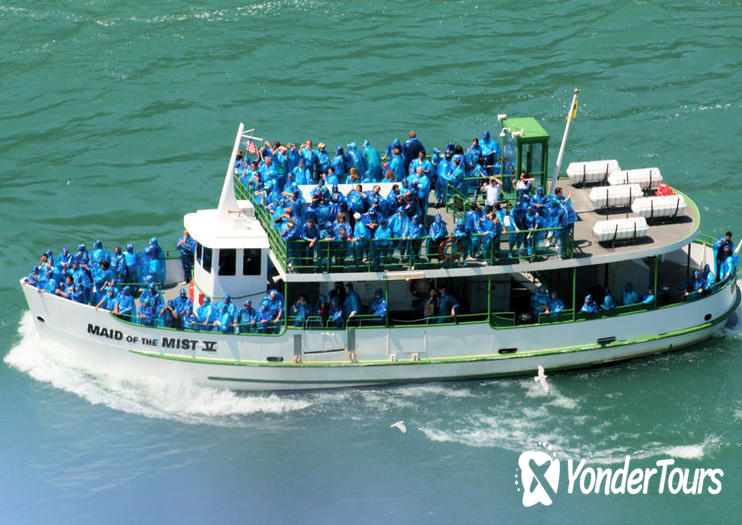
515, 171, 535, 198
481, 176, 503, 213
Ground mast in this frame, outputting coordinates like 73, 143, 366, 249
216, 122, 245, 222
548, 88, 579, 193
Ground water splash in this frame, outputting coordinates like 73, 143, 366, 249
4, 312, 311, 425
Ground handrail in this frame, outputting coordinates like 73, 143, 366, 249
236, 177, 571, 273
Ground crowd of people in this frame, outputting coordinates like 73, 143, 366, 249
234, 130, 578, 268
23, 238, 168, 308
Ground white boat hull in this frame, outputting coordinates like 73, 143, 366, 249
20, 279, 739, 391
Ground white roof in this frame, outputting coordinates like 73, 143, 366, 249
184, 201, 270, 250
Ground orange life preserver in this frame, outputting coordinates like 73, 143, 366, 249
438, 238, 462, 262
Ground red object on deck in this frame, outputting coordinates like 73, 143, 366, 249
655, 183, 675, 196
189, 280, 204, 306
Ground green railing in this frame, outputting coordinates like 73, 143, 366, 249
235, 177, 572, 273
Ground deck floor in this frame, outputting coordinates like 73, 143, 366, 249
430, 179, 695, 262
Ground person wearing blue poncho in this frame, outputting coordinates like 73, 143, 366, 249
531, 285, 550, 318
479, 211, 502, 260
113, 286, 136, 322
452, 218, 470, 261
234, 300, 256, 334
435, 151, 454, 206
315, 142, 330, 176
54, 275, 75, 300
702, 264, 716, 290
213, 295, 236, 333
91, 261, 114, 304
546, 291, 565, 315
91, 240, 110, 265
428, 214, 448, 259
265, 289, 285, 333
57, 246, 72, 270
404, 215, 427, 267
362, 140, 383, 181
75, 244, 90, 266
372, 218, 392, 265
259, 155, 278, 182
140, 282, 163, 312
301, 216, 320, 267
255, 302, 274, 333
437, 284, 459, 323
346, 142, 366, 177
175, 230, 196, 282
601, 289, 616, 310
480, 130, 501, 171
300, 140, 319, 181
581, 294, 599, 313
713, 231, 733, 276
451, 157, 465, 193
389, 207, 410, 258
369, 288, 387, 324
622, 282, 638, 305
720, 248, 739, 282
292, 157, 312, 185
343, 283, 362, 320
466, 138, 482, 172
196, 297, 216, 331
110, 246, 126, 284
683, 270, 704, 298
402, 130, 425, 171
332, 147, 347, 178
290, 296, 309, 327
282, 220, 302, 267
642, 288, 656, 305
324, 166, 339, 186
351, 212, 370, 264
159, 298, 180, 328
173, 289, 193, 323
388, 146, 406, 182
95, 286, 118, 312
143, 237, 166, 284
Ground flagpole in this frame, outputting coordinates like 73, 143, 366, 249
548, 88, 579, 194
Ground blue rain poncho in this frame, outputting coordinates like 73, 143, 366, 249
622, 283, 638, 305
144, 237, 166, 284
581, 295, 599, 313
124, 243, 141, 283
346, 143, 367, 177
91, 240, 110, 265
196, 297, 216, 330
215, 296, 237, 333
429, 214, 448, 242
343, 284, 362, 318
75, 244, 90, 266
362, 141, 383, 181
115, 287, 137, 321
332, 148, 347, 177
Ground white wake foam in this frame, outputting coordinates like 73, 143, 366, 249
4, 312, 311, 425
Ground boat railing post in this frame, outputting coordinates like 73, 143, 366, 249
487, 276, 492, 321
572, 266, 577, 321
653, 255, 659, 308
385, 278, 390, 328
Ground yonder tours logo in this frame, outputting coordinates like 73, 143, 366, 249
516, 449, 724, 507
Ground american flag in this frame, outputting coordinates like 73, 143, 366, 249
245, 139, 258, 154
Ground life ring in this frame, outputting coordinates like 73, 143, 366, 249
438, 238, 462, 262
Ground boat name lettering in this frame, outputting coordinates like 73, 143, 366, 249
87, 323, 124, 341
86, 324, 217, 352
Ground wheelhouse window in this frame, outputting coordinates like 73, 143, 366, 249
196, 242, 203, 265
218, 248, 236, 276
243, 249, 261, 275
202, 246, 213, 273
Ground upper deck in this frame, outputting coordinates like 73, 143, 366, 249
235, 177, 699, 284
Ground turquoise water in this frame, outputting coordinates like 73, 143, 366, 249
2, 1, 742, 522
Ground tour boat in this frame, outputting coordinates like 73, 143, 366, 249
19, 97, 740, 391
